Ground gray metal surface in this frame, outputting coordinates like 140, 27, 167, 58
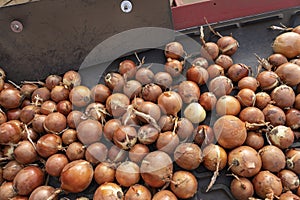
0, 0, 174, 83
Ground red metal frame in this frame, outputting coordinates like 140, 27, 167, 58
172, 0, 300, 30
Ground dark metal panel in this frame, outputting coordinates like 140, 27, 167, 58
0, 0, 174, 82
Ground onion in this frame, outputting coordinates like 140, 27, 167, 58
28, 186, 56, 200
286, 108, 300, 129
230, 177, 254, 200
227, 63, 249, 82
193, 125, 215, 147
123, 80, 142, 99
50, 85, 69, 102
228, 146, 262, 177
3, 160, 23, 181
63, 70, 81, 88
31, 87, 51, 103
202, 144, 227, 171
125, 184, 152, 200
256, 71, 279, 91
67, 110, 84, 129
40, 100, 57, 115
45, 74, 62, 90
94, 182, 123, 200
278, 169, 299, 191
239, 107, 265, 130
45, 153, 68, 177
119, 59, 137, 79
56, 100, 72, 116
165, 58, 183, 77
170, 171, 198, 199
66, 141, 85, 161
85, 142, 108, 164
259, 145, 286, 172
217, 36, 239, 56
113, 125, 137, 150
94, 162, 116, 185
272, 32, 300, 58
137, 124, 159, 145
115, 161, 140, 187
106, 93, 129, 117
158, 91, 182, 117
184, 102, 206, 123
177, 81, 200, 104
209, 76, 233, 97
36, 133, 63, 158
77, 119, 102, 145
186, 65, 209, 85
0, 88, 22, 109
141, 83, 162, 103
199, 92, 217, 111
7, 109, 21, 121
105, 72, 125, 92
286, 148, 300, 174
158, 115, 175, 132
215, 95, 241, 116
215, 54, 233, 70
154, 72, 173, 89
20, 83, 38, 99
43, 112, 67, 134
91, 84, 111, 103
244, 132, 264, 150
0, 182, 16, 200
85, 102, 107, 122
213, 115, 247, 149
252, 170, 283, 199
236, 88, 256, 107
268, 125, 294, 149
14, 140, 37, 164
275, 62, 300, 86
207, 64, 225, 79
174, 143, 202, 170
60, 160, 93, 193
238, 76, 259, 91
152, 190, 178, 200
69, 85, 91, 107
268, 53, 288, 69
136, 101, 161, 122
13, 166, 44, 196
165, 41, 184, 59
295, 94, 300, 110
201, 42, 219, 60
108, 145, 128, 163
255, 92, 271, 109
176, 117, 194, 140
103, 119, 122, 141
156, 131, 180, 155
271, 85, 295, 109
32, 114, 46, 134
140, 151, 173, 188
135, 67, 154, 85
191, 57, 209, 69
0, 121, 22, 144
279, 191, 300, 200
263, 104, 286, 126
129, 143, 149, 164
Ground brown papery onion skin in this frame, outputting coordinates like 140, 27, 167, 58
192, 57, 209, 69
3, 161, 23, 181
230, 177, 254, 200
286, 148, 300, 174
140, 151, 173, 188
115, 161, 140, 187
238, 76, 259, 91
215, 95, 241, 116
275, 62, 300, 86
177, 81, 200, 104
201, 42, 219, 60
272, 32, 300, 59
213, 115, 247, 149
60, 160, 93, 193
199, 92, 217, 111
228, 146, 262, 177
28, 186, 56, 200
158, 91, 182, 117
165, 58, 183, 77
77, 119, 102, 145
227, 63, 249, 82
165, 41, 184, 60
170, 171, 198, 199
271, 85, 295, 109
93, 182, 123, 200
152, 190, 178, 200
125, 184, 151, 200
263, 104, 286, 126
268, 125, 294, 149
174, 143, 202, 170
69, 86, 91, 107
45, 153, 69, 177
94, 162, 116, 185
208, 76, 233, 98
255, 92, 271, 110
277, 169, 299, 191
215, 54, 233, 70
256, 71, 279, 91
244, 132, 264, 150
217, 36, 239, 56
259, 145, 286, 173
279, 191, 300, 200
268, 53, 288, 69
252, 170, 283, 199
119, 59, 136, 79
13, 166, 44, 196
106, 93, 129, 117
202, 144, 227, 171
186, 66, 209, 85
